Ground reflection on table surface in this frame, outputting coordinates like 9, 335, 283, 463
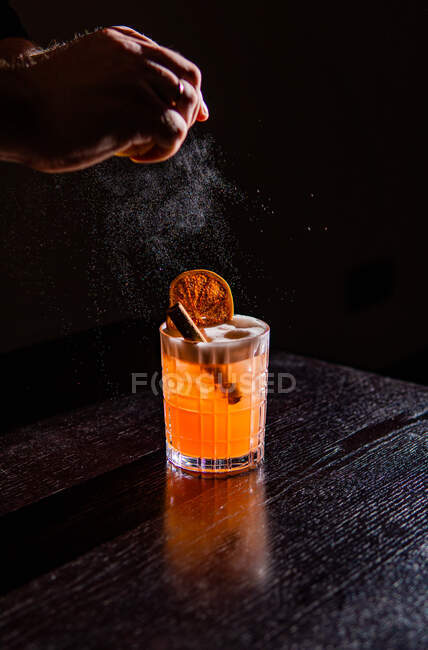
163, 465, 270, 592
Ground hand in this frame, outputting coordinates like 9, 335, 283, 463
17, 26, 209, 172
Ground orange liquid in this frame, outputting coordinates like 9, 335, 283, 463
161, 352, 267, 460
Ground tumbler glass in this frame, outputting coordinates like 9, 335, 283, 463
160, 318, 269, 474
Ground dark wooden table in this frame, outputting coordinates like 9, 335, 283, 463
0, 352, 427, 649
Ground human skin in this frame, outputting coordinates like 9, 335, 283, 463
0, 26, 209, 173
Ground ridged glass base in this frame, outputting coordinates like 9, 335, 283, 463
166, 439, 264, 476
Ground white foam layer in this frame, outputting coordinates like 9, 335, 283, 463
203, 315, 266, 342
160, 314, 269, 364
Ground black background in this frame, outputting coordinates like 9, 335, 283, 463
1, 1, 427, 428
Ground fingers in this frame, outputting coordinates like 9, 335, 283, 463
117, 141, 154, 158
110, 25, 208, 117
155, 109, 188, 151
197, 95, 209, 121
125, 100, 189, 164
111, 26, 202, 90
110, 25, 158, 46
106, 26, 209, 161
140, 63, 199, 127
142, 45, 202, 91
129, 145, 174, 164
118, 74, 186, 152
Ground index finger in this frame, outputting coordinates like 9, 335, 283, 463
146, 45, 202, 90
110, 25, 159, 46
113, 27, 202, 91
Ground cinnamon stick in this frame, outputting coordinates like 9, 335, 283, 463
167, 302, 208, 342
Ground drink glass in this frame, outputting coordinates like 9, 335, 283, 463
160, 317, 269, 474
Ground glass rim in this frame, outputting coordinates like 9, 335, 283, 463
159, 316, 270, 346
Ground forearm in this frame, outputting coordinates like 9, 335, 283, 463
0, 35, 43, 164
0, 37, 40, 62
0, 61, 39, 165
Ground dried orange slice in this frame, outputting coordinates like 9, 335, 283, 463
168, 269, 234, 327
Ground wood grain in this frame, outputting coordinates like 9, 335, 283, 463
0, 352, 427, 649
0, 391, 164, 516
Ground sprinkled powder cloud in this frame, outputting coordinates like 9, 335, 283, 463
90, 132, 244, 323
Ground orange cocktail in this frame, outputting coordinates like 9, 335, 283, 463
160, 315, 269, 474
